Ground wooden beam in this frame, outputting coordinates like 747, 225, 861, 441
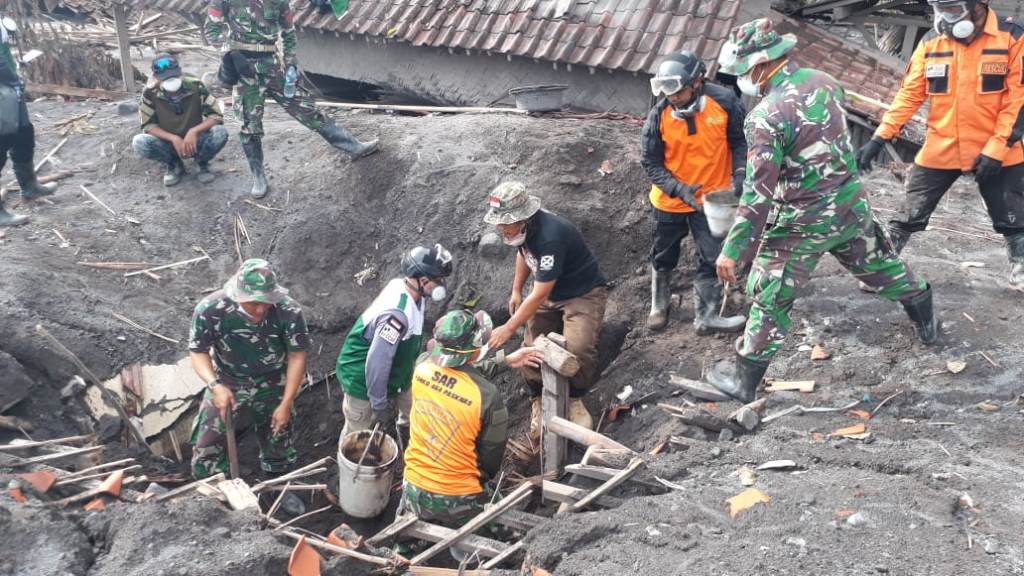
541, 352, 568, 475
481, 541, 525, 569
409, 482, 534, 566
26, 83, 132, 101
113, 4, 135, 93
533, 334, 579, 377
366, 514, 420, 546
10, 445, 102, 466
848, 15, 930, 28
0, 435, 93, 452
564, 463, 663, 491
492, 509, 546, 532
151, 472, 226, 502
541, 480, 622, 508
547, 416, 629, 451
279, 531, 394, 567
569, 458, 644, 512
404, 521, 508, 557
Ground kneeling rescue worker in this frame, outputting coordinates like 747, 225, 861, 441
641, 49, 748, 333
399, 310, 543, 531
857, 0, 1024, 291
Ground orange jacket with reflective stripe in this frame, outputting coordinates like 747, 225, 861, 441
640, 83, 747, 213
876, 9, 1024, 170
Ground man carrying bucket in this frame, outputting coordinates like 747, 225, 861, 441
640, 50, 748, 334
399, 310, 543, 532
335, 244, 454, 439
709, 18, 940, 403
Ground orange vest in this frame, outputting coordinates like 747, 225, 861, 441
876, 9, 1024, 170
403, 361, 484, 496
649, 99, 734, 213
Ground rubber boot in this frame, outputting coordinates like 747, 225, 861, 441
241, 139, 269, 198
900, 284, 940, 345
693, 279, 746, 335
163, 158, 185, 187
647, 267, 671, 331
317, 120, 379, 160
568, 398, 593, 430
0, 196, 29, 227
13, 161, 57, 200
528, 397, 542, 443
196, 161, 215, 184
706, 352, 769, 403
1007, 234, 1024, 292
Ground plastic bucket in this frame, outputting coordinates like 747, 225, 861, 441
703, 190, 738, 238
336, 429, 398, 519
508, 84, 569, 112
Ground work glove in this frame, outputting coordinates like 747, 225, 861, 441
670, 181, 703, 212
856, 136, 886, 173
371, 402, 396, 430
972, 154, 1002, 183
732, 169, 746, 199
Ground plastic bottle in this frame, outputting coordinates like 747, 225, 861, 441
283, 66, 298, 98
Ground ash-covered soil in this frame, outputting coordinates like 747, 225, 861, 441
1, 89, 1022, 576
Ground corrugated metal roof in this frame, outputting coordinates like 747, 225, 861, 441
136, 0, 742, 74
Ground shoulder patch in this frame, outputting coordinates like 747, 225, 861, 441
539, 254, 555, 271
378, 322, 401, 345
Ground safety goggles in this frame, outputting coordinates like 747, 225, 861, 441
650, 75, 686, 97
929, 1, 970, 23
153, 57, 177, 72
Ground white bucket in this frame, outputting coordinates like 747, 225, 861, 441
337, 429, 398, 519
703, 190, 738, 238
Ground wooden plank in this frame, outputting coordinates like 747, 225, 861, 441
25, 83, 132, 101
564, 463, 663, 491
481, 540, 525, 569
547, 416, 629, 451
279, 531, 393, 567
662, 406, 743, 434
533, 334, 579, 377
10, 445, 102, 466
366, 514, 420, 546
113, 4, 135, 93
570, 457, 644, 512
218, 478, 259, 510
151, 472, 226, 502
492, 509, 546, 532
541, 480, 622, 508
541, 363, 567, 475
667, 374, 733, 402
409, 482, 534, 566
764, 380, 816, 393
404, 521, 507, 557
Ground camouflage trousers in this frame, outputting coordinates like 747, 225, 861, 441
395, 481, 488, 527
740, 207, 928, 362
190, 379, 297, 479
233, 54, 325, 144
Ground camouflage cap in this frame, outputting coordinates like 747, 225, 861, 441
717, 18, 797, 76
483, 181, 542, 225
224, 258, 289, 304
429, 310, 493, 368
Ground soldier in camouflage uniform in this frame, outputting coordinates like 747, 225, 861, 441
205, 0, 378, 198
397, 310, 543, 556
189, 258, 309, 483
0, 13, 57, 226
707, 18, 940, 403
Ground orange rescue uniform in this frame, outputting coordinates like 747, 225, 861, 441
876, 8, 1024, 170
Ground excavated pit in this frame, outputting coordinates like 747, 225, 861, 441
1, 82, 1023, 575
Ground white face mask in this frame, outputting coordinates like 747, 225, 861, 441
933, 3, 975, 39
429, 284, 447, 302
161, 77, 183, 92
502, 231, 527, 246
737, 73, 762, 97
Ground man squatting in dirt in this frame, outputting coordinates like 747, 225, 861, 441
0, 13, 57, 227
484, 181, 609, 436
188, 259, 309, 513
856, 0, 1024, 292
205, 0, 378, 199
641, 49, 748, 334
709, 18, 940, 403
335, 245, 454, 440
132, 53, 228, 187
397, 310, 543, 546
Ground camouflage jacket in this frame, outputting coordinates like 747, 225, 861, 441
721, 61, 865, 266
189, 290, 310, 387
205, 0, 298, 65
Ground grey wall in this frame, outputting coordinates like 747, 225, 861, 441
296, 30, 654, 116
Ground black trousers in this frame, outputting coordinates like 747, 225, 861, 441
650, 207, 722, 283
0, 122, 36, 174
889, 163, 1024, 238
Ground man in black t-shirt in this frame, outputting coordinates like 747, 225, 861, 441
484, 181, 608, 437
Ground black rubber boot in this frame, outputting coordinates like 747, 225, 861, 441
900, 284, 940, 345
693, 279, 746, 335
1007, 234, 1024, 292
706, 352, 769, 403
647, 267, 671, 331
13, 161, 57, 200
0, 196, 29, 227
317, 120, 378, 160
241, 139, 268, 199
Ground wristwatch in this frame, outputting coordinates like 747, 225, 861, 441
206, 377, 222, 390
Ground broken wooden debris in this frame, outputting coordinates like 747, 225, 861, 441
0, 415, 34, 433
569, 457, 644, 512
124, 254, 210, 278
481, 541, 526, 569
273, 505, 334, 532
756, 460, 799, 471
111, 312, 180, 344
366, 514, 420, 547
151, 472, 226, 502
762, 400, 860, 424
26, 82, 132, 101
252, 457, 332, 492
409, 482, 534, 565
54, 465, 142, 487
279, 531, 395, 567
764, 379, 816, 393
540, 335, 570, 475
563, 463, 663, 491
0, 434, 93, 452
728, 397, 767, 431
533, 334, 580, 377
11, 444, 103, 467
668, 374, 733, 402
660, 403, 743, 434
541, 480, 622, 508
403, 521, 509, 557
546, 416, 629, 451
218, 478, 259, 511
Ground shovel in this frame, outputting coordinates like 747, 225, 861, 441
224, 408, 240, 480
351, 422, 383, 483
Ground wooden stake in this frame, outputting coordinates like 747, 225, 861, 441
35, 137, 68, 172
546, 416, 629, 451
278, 530, 395, 567
113, 4, 135, 93
0, 435, 92, 452
251, 457, 332, 492
224, 409, 240, 480
54, 465, 142, 486
79, 185, 116, 216
11, 445, 103, 466
152, 472, 226, 502
569, 457, 644, 512
719, 282, 731, 316
272, 504, 333, 532
123, 255, 210, 278
111, 312, 180, 344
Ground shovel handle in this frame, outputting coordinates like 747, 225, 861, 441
224, 408, 240, 480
